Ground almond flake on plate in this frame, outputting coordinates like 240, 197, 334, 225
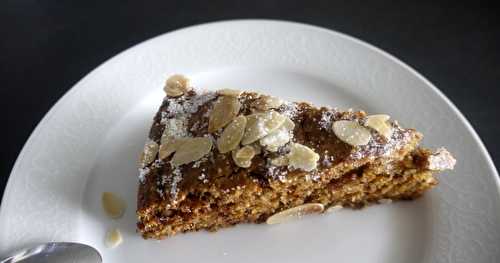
325, 205, 343, 213
378, 198, 393, 204
102, 192, 126, 219
266, 203, 324, 225
104, 228, 123, 248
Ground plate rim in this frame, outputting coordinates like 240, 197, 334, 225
1, 19, 499, 257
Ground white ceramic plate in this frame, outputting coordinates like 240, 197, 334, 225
1, 20, 499, 263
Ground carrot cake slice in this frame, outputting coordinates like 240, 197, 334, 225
136, 75, 456, 239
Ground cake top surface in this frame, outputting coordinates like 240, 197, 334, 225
137, 75, 421, 206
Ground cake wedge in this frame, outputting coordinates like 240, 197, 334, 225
136, 75, 456, 239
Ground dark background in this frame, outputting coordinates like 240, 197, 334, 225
1, 0, 499, 199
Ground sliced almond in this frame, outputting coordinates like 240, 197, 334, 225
282, 117, 295, 130
164, 74, 191, 97
139, 140, 159, 167
365, 114, 393, 139
159, 120, 190, 159
332, 120, 372, 146
266, 203, 324, 225
234, 145, 255, 159
232, 146, 255, 168
252, 95, 284, 111
270, 156, 289, 166
326, 205, 343, 213
208, 96, 241, 132
171, 137, 213, 166
241, 111, 286, 145
260, 126, 291, 152
217, 115, 247, 153
259, 116, 295, 152
104, 228, 123, 248
159, 137, 189, 160
102, 192, 126, 219
286, 143, 320, 171
217, 89, 243, 97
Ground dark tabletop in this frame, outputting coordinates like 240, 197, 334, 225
1, 0, 499, 200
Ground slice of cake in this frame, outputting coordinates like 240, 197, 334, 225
136, 75, 456, 239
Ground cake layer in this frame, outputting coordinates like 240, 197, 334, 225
138, 146, 444, 239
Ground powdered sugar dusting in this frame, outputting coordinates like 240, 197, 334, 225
161, 91, 216, 132
165, 91, 216, 116
138, 167, 150, 183
160, 92, 216, 138
170, 167, 183, 198
162, 117, 188, 138
349, 123, 412, 160
161, 175, 168, 185
165, 100, 185, 115
266, 166, 288, 182
279, 101, 298, 119
321, 151, 334, 166
318, 109, 335, 130
160, 111, 168, 121
152, 159, 163, 168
